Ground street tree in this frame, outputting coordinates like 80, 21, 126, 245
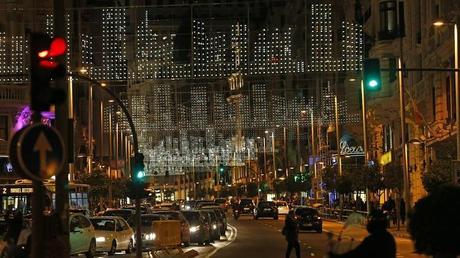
422, 160, 453, 193
246, 182, 258, 197
322, 165, 337, 192
383, 162, 404, 193
285, 172, 312, 194
336, 174, 353, 195
78, 169, 109, 209
273, 179, 286, 196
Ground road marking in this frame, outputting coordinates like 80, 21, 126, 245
204, 224, 237, 258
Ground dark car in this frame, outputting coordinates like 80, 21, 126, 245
195, 201, 215, 209
181, 210, 211, 245
294, 207, 322, 233
200, 210, 220, 241
239, 198, 255, 215
214, 198, 229, 211
201, 205, 227, 236
254, 201, 278, 220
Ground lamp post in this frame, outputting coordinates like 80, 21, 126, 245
433, 21, 459, 161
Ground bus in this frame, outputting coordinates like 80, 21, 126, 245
0, 179, 90, 214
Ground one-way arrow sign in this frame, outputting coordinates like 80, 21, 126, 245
10, 124, 65, 181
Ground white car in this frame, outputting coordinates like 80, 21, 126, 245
70, 213, 96, 257
276, 201, 290, 215
90, 216, 135, 255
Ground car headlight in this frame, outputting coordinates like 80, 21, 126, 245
185, 205, 191, 210
96, 237, 106, 243
144, 233, 156, 240
190, 226, 200, 233
212, 224, 217, 230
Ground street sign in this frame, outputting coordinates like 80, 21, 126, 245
10, 124, 65, 181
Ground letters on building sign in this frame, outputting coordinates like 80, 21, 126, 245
340, 140, 364, 156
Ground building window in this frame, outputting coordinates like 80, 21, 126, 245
379, 1, 400, 39
0, 115, 8, 141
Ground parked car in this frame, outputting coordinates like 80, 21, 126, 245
195, 201, 215, 209
254, 201, 278, 220
200, 210, 220, 241
294, 207, 322, 233
276, 201, 290, 215
183, 201, 196, 210
239, 198, 255, 215
180, 210, 211, 245
101, 209, 135, 226
200, 205, 227, 235
70, 212, 96, 257
122, 206, 150, 214
90, 216, 134, 255
152, 211, 191, 246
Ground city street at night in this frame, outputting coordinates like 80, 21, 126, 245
0, 0, 459, 257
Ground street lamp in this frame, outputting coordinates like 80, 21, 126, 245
433, 20, 459, 161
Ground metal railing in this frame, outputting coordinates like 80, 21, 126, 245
319, 207, 369, 222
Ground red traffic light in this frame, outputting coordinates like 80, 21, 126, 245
36, 37, 67, 59
48, 37, 67, 57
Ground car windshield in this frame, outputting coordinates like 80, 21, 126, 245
141, 215, 164, 227
182, 212, 200, 224
295, 208, 318, 216
90, 219, 115, 231
103, 210, 132, 220
259, 202, 275, 208
240, 199, 253, 205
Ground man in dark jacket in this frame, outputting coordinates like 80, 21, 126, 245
283, 211, 300, 258
329, 210, 396, 258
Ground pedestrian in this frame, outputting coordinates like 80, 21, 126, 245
400, 199, 406, 225
282, 211, 300, 258
328, 210, 396, 258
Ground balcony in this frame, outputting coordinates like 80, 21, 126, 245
0, 84, 28, 107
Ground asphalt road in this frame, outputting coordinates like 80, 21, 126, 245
212, 215, 329, 258
211, 215, 427, 258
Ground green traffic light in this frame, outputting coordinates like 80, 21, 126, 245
136, 171, 145, 179
368, 79, 378, 88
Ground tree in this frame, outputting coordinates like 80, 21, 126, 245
286, 172, 312, 193
409, 185, 460, 258
336, 174, 353, 194
78, 170, 109, 208
422, 160, 453, 193
111, 177, 130, 200
273, 179, 286, 195
347, 164, 382, 192
246, 182, 258, 197
322, 166, 338, 192
383, 162, 404, 192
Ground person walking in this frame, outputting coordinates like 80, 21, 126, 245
283, 211, 300, 258
400, 199, 406, 225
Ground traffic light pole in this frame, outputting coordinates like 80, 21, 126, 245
68, 73, 143, 258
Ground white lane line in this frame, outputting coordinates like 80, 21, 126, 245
204, 224, 238, 258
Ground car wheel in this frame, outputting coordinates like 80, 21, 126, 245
85, 239, 96, 258
274, 216, 279, 220
316, 227, 323, 233
125, 239, 134, 254
108, 240, 117, 255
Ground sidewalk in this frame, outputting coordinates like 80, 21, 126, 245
322, 218, 411, 239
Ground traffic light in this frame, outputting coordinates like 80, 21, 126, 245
219, 164, 225, 174
363, 58, 382, 92
130, 153, 146, 199
30, 32, 67, 112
